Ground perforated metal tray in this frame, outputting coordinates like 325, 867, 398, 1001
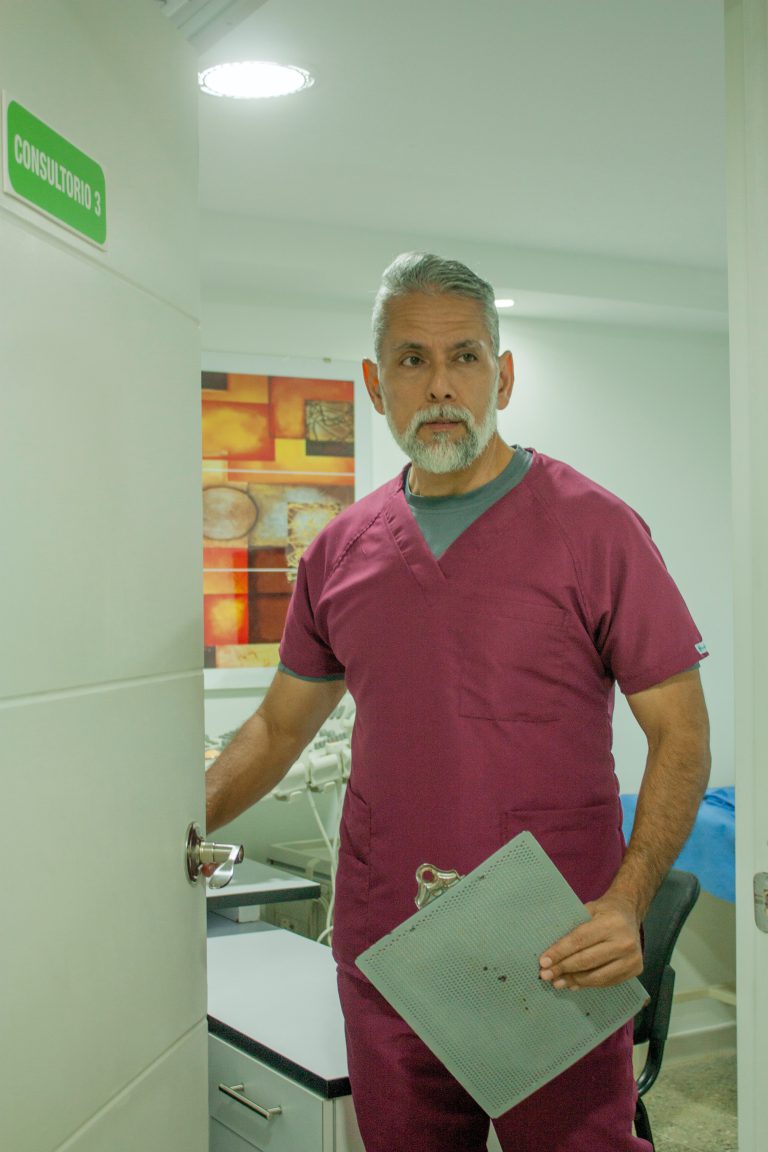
356, 831, 647, 1118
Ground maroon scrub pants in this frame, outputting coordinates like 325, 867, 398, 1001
338, 971, 652, 1152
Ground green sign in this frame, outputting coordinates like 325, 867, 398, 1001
3, 97, 106, 247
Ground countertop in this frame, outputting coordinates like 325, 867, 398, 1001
206, 857, 322, 910
207, 922, 351, 1099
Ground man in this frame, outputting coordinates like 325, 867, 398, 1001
205, 253, 711, 1151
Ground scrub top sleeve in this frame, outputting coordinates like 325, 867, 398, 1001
586, 504, 708, 696
278, 661, 344, 683
279, 555, 346, 680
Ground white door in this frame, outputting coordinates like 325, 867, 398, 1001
725, 2, 768, 1150
0, 3, 208, 1150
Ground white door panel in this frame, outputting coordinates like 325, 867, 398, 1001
2, 676, 206, 1152
57, 1023, 209, 1152
0, 2, 206, 1150
0, 219, 201, 699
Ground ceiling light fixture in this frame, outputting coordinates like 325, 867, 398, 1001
495, 298, 515, 309
198, 60, 314, 100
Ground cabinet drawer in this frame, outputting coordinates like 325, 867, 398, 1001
211, 1117, 260, 1152
209, 1033, 329, 1151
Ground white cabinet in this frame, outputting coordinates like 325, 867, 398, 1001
207, 925, 365, 1152
209, 1034, 334, 1151
206, 922, 502, 1151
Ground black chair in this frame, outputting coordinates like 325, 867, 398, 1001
633, 868, 701, 1147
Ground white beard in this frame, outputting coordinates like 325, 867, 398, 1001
383, 383, 500, 474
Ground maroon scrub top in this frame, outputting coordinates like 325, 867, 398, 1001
279, 450, 707, 976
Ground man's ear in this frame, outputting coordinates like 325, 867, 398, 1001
496, 351, 514, 410
363, 358, 386, 414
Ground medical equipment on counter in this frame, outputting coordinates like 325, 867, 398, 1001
206, 858, 322, 926
206, 696, 355, 945
272, 697, 353, 943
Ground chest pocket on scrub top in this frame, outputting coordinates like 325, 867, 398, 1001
457, 599, 567, 722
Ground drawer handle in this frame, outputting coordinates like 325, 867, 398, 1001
218, 1082, 283, 1121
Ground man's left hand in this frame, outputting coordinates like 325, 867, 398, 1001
538, 892, 643, 989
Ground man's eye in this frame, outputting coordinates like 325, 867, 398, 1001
401, 355, 423, 367
457, 352, 478, 363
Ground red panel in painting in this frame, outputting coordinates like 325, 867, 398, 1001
247, 547, 292, 595
203, 546, 248, 570
248, 595, 292, 643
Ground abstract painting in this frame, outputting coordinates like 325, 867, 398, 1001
202, 370, 356, 671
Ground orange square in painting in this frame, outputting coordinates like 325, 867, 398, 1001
204, 547, 249, 593
270, 377, 354, 440
204, 570, 249, 596
202, 400, 275, 461
204, 595, 249, 646
274, 437, 355, 477
226, 374, 270, 404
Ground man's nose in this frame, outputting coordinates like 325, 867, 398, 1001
426, 367, 455, 401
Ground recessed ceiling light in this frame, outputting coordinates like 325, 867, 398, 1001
495, 298, 515, 309
198, 61, 314, 100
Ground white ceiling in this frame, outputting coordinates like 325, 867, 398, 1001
191, 0, 728, 328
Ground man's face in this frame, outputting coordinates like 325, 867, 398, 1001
363, 293, 513, 475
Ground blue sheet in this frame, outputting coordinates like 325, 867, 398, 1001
620, 787, 735, 903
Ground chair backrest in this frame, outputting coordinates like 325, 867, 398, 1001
634, 868, 701, 1046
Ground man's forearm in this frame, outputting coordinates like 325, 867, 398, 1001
539, 670, 710, 989
205, 709, 300, 833
539, 729, 710, 990
205, 671, 346, 834
608, 729, 711, 922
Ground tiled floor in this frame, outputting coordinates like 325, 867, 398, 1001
641, 1050, 737, 1151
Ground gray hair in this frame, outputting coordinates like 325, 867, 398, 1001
372, 252, 500, 359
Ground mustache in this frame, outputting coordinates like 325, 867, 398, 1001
408, 405, 472, 434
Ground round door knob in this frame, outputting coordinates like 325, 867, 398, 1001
186, 822, 244, 888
